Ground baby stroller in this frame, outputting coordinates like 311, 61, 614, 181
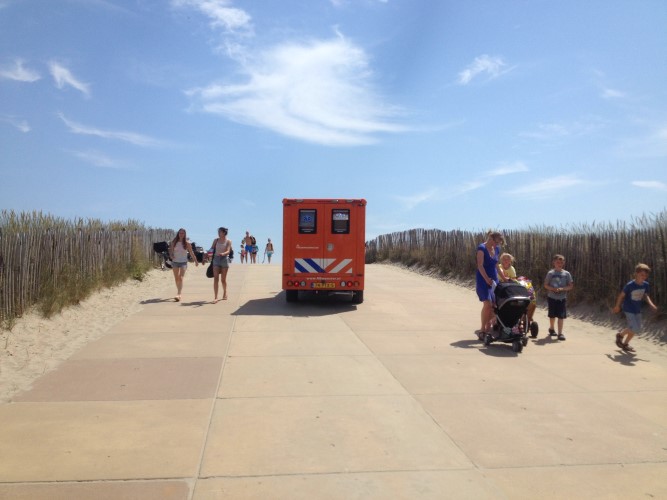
515, 277, 539, 338
483, 281, 532, 353
152, 241, 172, 270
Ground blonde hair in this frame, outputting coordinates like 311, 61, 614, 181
635, 263, 651, 274
499, 253, 514, 264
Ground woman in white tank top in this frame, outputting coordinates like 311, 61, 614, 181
210, 226, 232, 303
169, 228, 199, 302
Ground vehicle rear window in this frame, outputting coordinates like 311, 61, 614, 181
298, 209, 317, 234
332, 209, 350, 234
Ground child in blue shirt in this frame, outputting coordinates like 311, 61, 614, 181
612, 263, 658, 352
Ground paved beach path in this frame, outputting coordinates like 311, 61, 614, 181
1, 264, 665, 499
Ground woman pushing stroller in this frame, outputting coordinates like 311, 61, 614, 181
475, 230, 504, 338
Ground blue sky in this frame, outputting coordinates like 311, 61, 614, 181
1, 0, 666, 254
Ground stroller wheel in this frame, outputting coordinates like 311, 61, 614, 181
483, 333, 493, 346
530, 322, 539, 338
521, 337, 528, 347
512, 341, 523, 353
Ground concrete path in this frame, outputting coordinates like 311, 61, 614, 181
1, 264, 665, 499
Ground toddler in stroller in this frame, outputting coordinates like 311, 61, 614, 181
152, 241, 172, 270
482, 281, 532, 353
497, 253, 539, 338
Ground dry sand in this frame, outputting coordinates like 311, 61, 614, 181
0, 270, 172, 403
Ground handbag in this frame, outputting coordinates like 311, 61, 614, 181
206, 239, 215, 278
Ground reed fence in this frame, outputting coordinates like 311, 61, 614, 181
0, 210, 174, 325
366, 212, 667, 314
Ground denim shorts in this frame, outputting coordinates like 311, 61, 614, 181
172, 261, 187, 269
625, 311, 642, 333
213, 255, 229, 268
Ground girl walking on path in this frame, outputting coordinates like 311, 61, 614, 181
169, 228, 199, 302
210, 227, 232, 303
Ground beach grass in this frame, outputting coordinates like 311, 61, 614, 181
0, 210, 173, 326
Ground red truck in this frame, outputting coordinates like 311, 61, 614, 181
282, 198, 366, 303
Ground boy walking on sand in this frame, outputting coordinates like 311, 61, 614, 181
612, 263, 658, 352
544, 254, 574, 340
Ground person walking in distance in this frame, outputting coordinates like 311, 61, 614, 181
265, 238, 274, 263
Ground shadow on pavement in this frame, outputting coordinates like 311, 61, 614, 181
605, 351, 649, 367
233, 291, 357, 317
140, 298, 175, 304
179, 300, 209, 308
532, 337, 557, 346
450, 339, 519, 357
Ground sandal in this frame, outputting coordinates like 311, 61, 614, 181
615, 333, 624, 348
622, 343, 635, 352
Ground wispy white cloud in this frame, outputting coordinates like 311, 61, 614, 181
487, 161, 529, 177
520, 118, 605, 141
632, 180, 667, 192
507, 175, 585, 198
395, 188, 439, 210
591, 69, 626, 100
0, 114, 31, 132
171, 0, 252, 33
49, 61, 91, 97
0, 58, 41, 82
186, 36, 407, 146
59, 113, 163, 147
520, 123, 569, 140
395, 161, 529, 210
615, 125, 667, 158
457, 55, 511, 85
177, 0, 405, 145
601, 87, 625, 99
66, 149, 123, 168
74, 0, 135, 14
449, 162, 529, 196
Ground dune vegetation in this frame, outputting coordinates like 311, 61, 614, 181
366, 211, 666, 333
0, 210, 174, 328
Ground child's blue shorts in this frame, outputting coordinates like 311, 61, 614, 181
624, 311, 642, 333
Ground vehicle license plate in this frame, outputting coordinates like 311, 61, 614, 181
313, 283, 335, 289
